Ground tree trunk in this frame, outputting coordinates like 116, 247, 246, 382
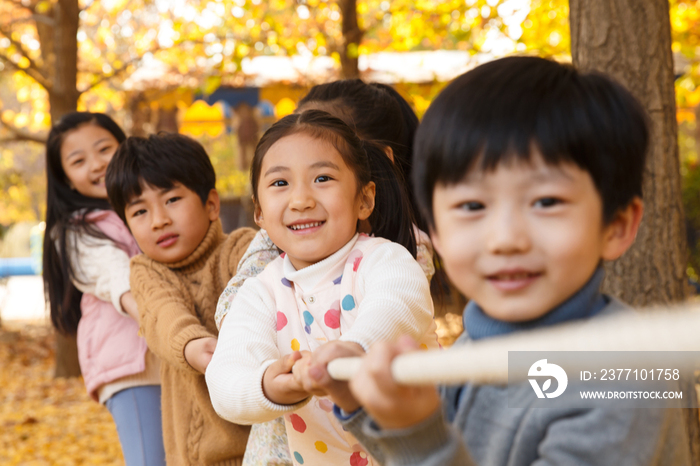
128, 92, 152, 137
570, 0, 688, 305
36, 0, 83, 378
338, 0, 362, 79
156, 107, 179, 134
54, 331, 81, 378
48, 0, 80, 123
569, 0, 698, 459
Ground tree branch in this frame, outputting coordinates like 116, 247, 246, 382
0, 118, 47, 144
79, 0, 96, 13
8, 13, 55, 26
0, 52, 52, 90
78, 57, 140, 94
0, 136, 33, 144
5, 0, 35, 13
362, 16, 381, 35
0, 25, 51, 90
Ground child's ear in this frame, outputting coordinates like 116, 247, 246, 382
357, 181, 376, 221
253, 197, 265, 228
383, 146, 395, 163
206, 189, 221, 221
428, 226, 443, 258
600, 197, 644, 261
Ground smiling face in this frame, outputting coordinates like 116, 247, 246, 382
60, 123, 120, 199
255, 132, 375, 270
430, 151, 642, 323
124, 182, 219, 264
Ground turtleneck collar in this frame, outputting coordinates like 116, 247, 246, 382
282, 233, 359, 292
464, 266, 608, 341
165, 219, 225, 273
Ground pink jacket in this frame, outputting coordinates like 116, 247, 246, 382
76, 210, 148, 401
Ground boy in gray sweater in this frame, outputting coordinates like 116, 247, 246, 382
293, 56, 693, 465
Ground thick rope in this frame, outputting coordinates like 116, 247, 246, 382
327, 305, 700, 385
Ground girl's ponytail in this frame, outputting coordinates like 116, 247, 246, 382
362, 141, 417, 258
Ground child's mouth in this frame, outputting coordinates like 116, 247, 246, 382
288, 221, 325, 233
93, 175, 105, 186
157, 233, 179, 247
487, 271, 542, 291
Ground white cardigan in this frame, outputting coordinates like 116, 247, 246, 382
206, 236, 436, 425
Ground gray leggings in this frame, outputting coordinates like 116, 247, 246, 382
106, 385, 165, 466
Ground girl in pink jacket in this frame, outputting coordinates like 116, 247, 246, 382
43, 112, 164, 466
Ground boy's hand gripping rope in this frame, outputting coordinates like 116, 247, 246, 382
327, 305, 700, 385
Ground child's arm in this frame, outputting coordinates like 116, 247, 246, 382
340, 242, 436, 351
66, 230, 134, 318
215, 229, 279, 329
130, 258, 217, 375
206, 277, 310, 425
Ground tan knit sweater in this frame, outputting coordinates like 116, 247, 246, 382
130, 220, 255, 466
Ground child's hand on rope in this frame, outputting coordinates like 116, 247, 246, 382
262, 351, 310, 405
293, 341, 365, 413
349, 335, 441, 430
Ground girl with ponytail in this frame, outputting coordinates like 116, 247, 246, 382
206, 110, 438, 466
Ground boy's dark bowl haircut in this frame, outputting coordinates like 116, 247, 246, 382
413, 56, 650, 227
106, 133, 216, 223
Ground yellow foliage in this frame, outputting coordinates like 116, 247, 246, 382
0, 323, 123, 466
17, 87, 30, 103
87, 100, 109, 113
275, 98, 296, 117
434, 313, 464, 347
2, 109, 15, 120
216, 170, 250, 198
180, 101, 226, 138
14, 113, 29, 128
678, 109, 696, 124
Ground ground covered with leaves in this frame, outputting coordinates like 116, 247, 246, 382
0, 316, 463, 465
0, 321, 123, 465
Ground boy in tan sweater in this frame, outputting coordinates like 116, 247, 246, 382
106, 134, 260, 466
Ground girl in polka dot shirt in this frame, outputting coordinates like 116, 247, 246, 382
206, 109, 438, 466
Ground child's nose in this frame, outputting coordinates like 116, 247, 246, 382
289, 185, 315, 211
151, 206, 172, 229
90, 155, 107, 173
485, 210, 531, 254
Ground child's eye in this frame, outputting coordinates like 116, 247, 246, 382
71, 159, 84, 166
166, 196, 181, 204
271, 180, 288, 187
131, 209, 146, 217
315, 175, 332, 183
99, 145, 114, 154
534, 197, 562, 208
458, 201, 485, 211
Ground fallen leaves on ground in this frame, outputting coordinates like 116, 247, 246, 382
0, 315, 463, 465
435, 313, 464, 347
0, 321, 124, 465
